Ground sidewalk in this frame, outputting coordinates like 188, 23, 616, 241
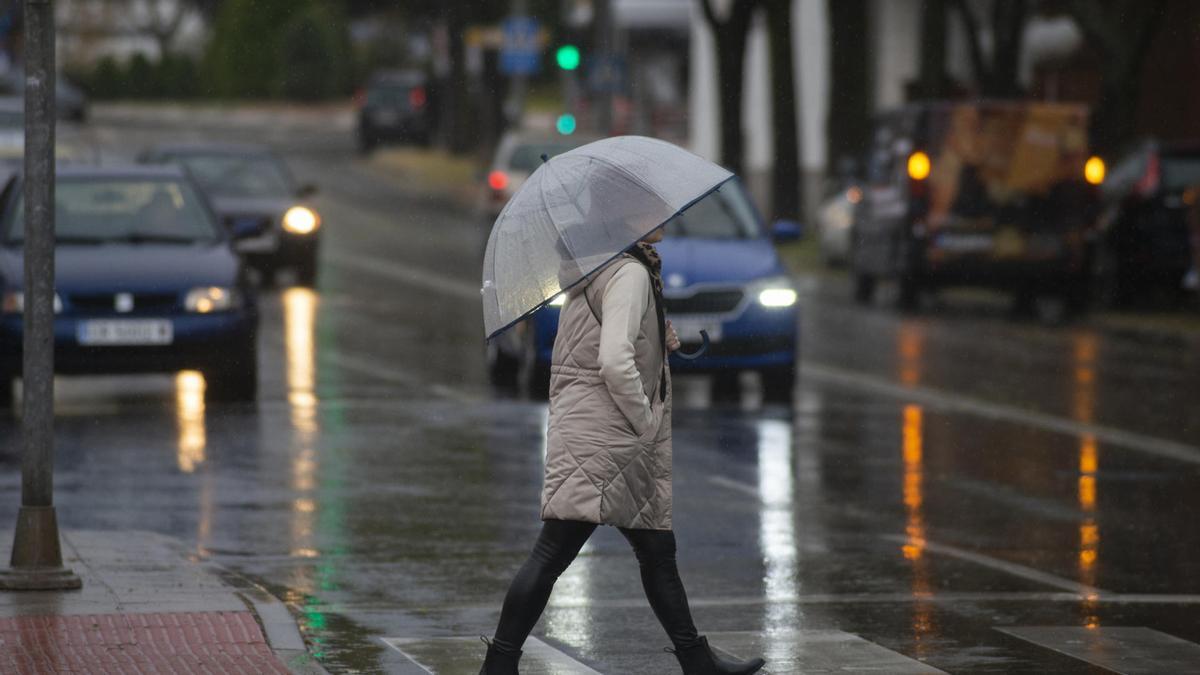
0, 530, 325, 674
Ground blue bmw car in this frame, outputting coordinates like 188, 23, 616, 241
0, 166, 258, 407
488, 179, 801, 401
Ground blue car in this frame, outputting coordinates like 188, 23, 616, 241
0, 166, 259, 407
488, 179, 801, 401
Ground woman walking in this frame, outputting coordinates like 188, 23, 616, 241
480, 229, 766, 675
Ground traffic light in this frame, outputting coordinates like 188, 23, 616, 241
556, 113, 577, 135
556, 44, 581, 71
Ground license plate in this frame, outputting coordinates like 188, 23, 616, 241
77, 320, 173, 346
935, 233, 993, 253
669, 318, 723, 343
373, 109, 400, 125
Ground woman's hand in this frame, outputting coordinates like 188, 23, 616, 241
665, 320, 681, 353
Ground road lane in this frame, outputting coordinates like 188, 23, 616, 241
1, 109, 1199, 673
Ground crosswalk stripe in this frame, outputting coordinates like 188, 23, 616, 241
706, 630, 946, 674
382, 636, 602, 674
997, 626, 1200, 675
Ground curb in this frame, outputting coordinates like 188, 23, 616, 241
212, 567, 332, 675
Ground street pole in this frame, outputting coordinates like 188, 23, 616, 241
504, 0, 530, 127
0, 0, 80, 592
592, 0, 614, 134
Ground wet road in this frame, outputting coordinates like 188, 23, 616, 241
2, 110, 1200, 674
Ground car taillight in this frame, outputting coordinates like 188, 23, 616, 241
1135, 153, 1160, 196
488, 170, 509, 191
410, 87, 427, 109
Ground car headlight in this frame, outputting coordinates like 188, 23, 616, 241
282, 206, 320, 235
185, 287, 240, 313
754, 276, 798, 308
2, 291, 62, 314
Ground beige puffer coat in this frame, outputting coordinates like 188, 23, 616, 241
540, 255, 673, 530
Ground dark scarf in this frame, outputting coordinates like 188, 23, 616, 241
628, 241, 668, 402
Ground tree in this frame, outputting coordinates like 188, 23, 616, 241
826, 0, 871, 173
1064, 0, 1167, 154
950, 0, 1028, 97
205, 0, 303, 97
915, 0, 948, 99
763, 0, 800, 221
698, 0, 762, 175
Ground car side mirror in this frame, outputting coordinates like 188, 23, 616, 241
296, 183, 318, 199
771, 219, 803, 242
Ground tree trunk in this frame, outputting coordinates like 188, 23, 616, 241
765, 0, 800, 221
916, 0, 947, 99
826, 0, 871, 172
986, 0, 1026, 97
699, 0, 761, 175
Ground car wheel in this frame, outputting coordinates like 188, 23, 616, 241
710, 371, 741, 403
295, 254, 318, 288
206, 353, 258, 403
358, 133, 376, 155
0, 373, 13, 410
487, 341, 519, 388
897, 276, 920, 312
853, 272, 876, 305
520, 328, 550, 400
761, 365, 797, 403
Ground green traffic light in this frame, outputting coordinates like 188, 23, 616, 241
556, 44, 581, 71
556, 114, 577, 135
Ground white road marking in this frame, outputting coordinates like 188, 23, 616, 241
802, 362, 1200, 466
321, 349, 480, 403
707, 630, 947, 674
325, 249, 481, 302
383, 636, 602, 674
708, 475, 1105, 596
878, 534, 1103, 595
997, 626, 1200, 675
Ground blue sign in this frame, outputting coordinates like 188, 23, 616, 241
587, 53, 626, 93
501, 16, 542, 76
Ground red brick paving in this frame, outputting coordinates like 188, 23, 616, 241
0, 611, 293, 674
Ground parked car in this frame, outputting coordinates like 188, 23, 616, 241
0, 165, 259, 407
816, 181, 862, 266
139, 143, 322, 286
851, 102, 1102, 313
482, 132, 600, 221
0, 70, 88, 122
356, 70, 433, 152
0, 96, 98, 168
488, 179, 802, 402
1096, 140, 1200, 306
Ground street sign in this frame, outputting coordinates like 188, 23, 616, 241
587, 52, 626, 93
500, 16, 542, 76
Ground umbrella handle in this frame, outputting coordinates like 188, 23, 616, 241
673, 330, 710, 361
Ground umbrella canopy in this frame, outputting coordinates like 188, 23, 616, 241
481, 135, 732, 339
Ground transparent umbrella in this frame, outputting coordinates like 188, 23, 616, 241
481, 135, 732, 340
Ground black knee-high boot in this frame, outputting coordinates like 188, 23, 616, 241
671, 636, 766, 675
479, 638, 522, 675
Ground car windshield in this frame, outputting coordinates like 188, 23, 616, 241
663, 180, 761, 239
3, 177, 218, 244
172, 153, 293, 198
1162, 155, 1200, 191
509, 143, 576, 172
367, 85, 416, 108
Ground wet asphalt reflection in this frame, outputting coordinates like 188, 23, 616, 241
0, 115, 1198, 673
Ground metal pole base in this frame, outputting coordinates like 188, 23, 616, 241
0, 506, 81, 591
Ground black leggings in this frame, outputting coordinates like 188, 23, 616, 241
491, 519, 701, 652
